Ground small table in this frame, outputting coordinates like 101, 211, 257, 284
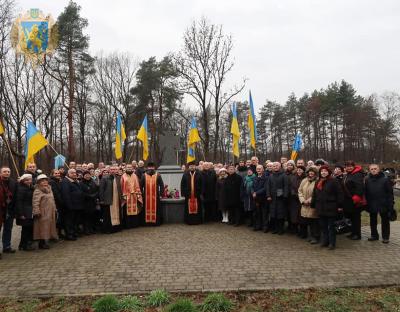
161, 198, 185, 223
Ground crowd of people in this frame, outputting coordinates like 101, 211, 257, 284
0, 156, 396, 259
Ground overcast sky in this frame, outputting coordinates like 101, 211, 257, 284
20, 0, 400, 111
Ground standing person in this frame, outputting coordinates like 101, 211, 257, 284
202, 162, 217, 222
237, 160, 248, 180
140, 162, 164, 226
32, 175, 58, 249
285, 160, 296, 232
121, 164, 143, 229
298, 167, 320, 243
49, 169, 64, 238
99, 165, 123, 233
365, 164, 394, 243
312, 166, 343, 250
250, 156, 259, 174
342, 161, 365, 240
224, 164, 243, 226
242, 167, 256, 227
266, 162, 289, 234
136, 160, 145, 180
181, 161, 203, 225
80, 171, 99, 234
0, 167, 17, 254
61, 169, 84, 240
25, 162, 39, 184
252, 165, 268, 232
288, 166, 306, 234
216, 168, 228, 222
15, 174, 35, 252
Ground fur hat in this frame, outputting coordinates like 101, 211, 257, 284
319, 165, 332, 175
306, 166, 319, 175
19, 174, 32, 182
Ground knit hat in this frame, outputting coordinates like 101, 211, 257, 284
19, 174, 32, 182
36, 174, 48, 181
286, 160, 296, 167
315, 159, 325, 166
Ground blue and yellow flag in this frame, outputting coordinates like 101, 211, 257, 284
137, 115, 149, 160
24, 121, 48, 168
115, 112, 127, 160
230, 103, 240, 158
187, 117, 201, 163
248, 90, 257, 150
290, 133, 303, 160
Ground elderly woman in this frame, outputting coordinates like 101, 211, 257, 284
32, 174, 58, 249
216, 168, 228, 223
15, 174, 35, 251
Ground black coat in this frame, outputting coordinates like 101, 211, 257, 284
201, 170, 216, 202
181, 170, 202, 198
61, 177, 84, 211
266, 170, 289, 219
0, 178, 17, 217
224, 173, 242, 207
253, 175, 267, 201
312, 178, 344, 217
216, 178, 226, 212
15, 183, 34, 226
342, 166, 365, 212
80, 178, 99, 211
365, 172, 394, 214
49, 177, 63, 211
99, 175, 123, 206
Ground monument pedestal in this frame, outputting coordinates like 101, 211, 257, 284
158, 165, 185, 224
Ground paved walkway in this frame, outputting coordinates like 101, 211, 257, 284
0, 222, 400, 297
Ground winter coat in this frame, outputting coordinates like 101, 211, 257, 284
242, 174, 256, 212
365, 172, 394, 214
342, 166, 365, 213
298, 177, 318, 219
0, 178, 17, 221
49, 177, 63, 212
266, 170, 289, 219
201, 170, 217, 202
237, 166, 248, 180
80, 178, 99, 211
32, 185, 58, 240
224, 173, 243, 207
216, 177, 227, 212
181, 170, 202, 198
15, 183, 34, 226
61, 177, 84, 211
288, 174, 304, 223
311, 177, 344, 217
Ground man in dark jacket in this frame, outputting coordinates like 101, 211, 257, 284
365, 164, 394, 243
201, 162, 217, 222
342, 161, 365, 240
0, 167, 17, 254
252, 165, 268, 232
181, 161, 203, 225
49, 169, 64, 238
266, 162, 289, 234
225, 164, 243, 226
61, 169, 84, 240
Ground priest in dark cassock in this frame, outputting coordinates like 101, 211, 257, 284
98, 165, 123, 233
181, 161, 203, 225
121, 164, 143, 229
140, 162, 164, 226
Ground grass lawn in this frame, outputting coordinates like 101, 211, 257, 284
360, 196, 400, 226
1, 287, 400, 312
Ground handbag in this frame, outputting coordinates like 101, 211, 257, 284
388, 209, 397, 222
334, 217, 352, 234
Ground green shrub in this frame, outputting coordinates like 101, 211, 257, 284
92, 295, 121, 312
119, 295, 144, 311
200, 293, 234, 312
147, 289, 171, 307
164, 298, 198, 312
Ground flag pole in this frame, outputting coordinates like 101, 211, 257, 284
1, 134, 20, 177
47, 142, 70, 169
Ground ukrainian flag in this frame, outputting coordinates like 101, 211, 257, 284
230, 103, 240, 158
187, 117, 201, 163
248, 90, 257, 150
290, 133, 303, 161
115, 112, 127, 160
24, 121, 48, 168
137, 115, 149, 160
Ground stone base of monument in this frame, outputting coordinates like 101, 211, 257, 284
161, 198, 185, 223
158, 165, 185, 223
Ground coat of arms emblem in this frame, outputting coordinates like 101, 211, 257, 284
10, 8, 58, 65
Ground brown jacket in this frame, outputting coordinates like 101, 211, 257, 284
32, 185, 58, 240
298, 177, 318, 219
